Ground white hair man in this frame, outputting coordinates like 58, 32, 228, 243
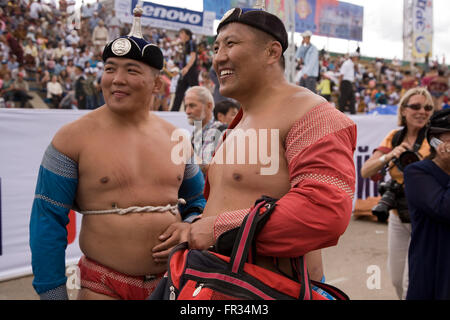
184, 86, 225, 174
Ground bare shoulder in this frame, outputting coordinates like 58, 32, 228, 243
51, 109, 103, 162
285, 85, 328, 119
150, 112, 178, 134
275, 85, 328, 135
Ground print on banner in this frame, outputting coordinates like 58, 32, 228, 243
295, 0, 317, 33
115, 0, 215, 35
266, 0, 286, 21
356, 146, 384, 200
294, 0, 363, 42
412, 0, 433, 58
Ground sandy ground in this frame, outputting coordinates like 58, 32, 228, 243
0, 216, 398, 300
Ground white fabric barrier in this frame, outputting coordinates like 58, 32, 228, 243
0, 109, 398, 281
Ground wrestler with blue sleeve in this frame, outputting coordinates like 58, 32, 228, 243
29, 6, 205, 300
30, 144, 205, 299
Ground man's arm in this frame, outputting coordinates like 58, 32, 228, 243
29, 143, 78, 299
178, 162, 206, 222
29, 123, 81, 299
182, 40, 197, 76
295, 44, 306, 61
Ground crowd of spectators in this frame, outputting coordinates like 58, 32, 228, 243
0, 0, 449, 112
305, 50, 450, 113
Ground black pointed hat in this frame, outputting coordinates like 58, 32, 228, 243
102, 5, 163, 70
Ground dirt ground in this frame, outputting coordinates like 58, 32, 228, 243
0, 216, 398, 300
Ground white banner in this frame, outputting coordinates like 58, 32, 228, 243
352, 114, 399, 201
412, 0, 433, 58
115, 0, 216, 36
0, 110, 397, 281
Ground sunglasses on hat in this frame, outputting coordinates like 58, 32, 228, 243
406, 103, 434, 112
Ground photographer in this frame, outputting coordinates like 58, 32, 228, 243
404, 109, 450, 300
361, 87, 435, 299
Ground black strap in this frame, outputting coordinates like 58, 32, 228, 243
229, 201, 266, 274
227, 196, 314, 300
229, 197, 277, 274
392, 126, 427, 152
291, 257, 310, 299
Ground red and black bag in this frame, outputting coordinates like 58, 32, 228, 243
149, 197, 349, 300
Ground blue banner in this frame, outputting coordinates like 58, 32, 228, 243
294, 0, 318, 34
295, 0, 363, 41
114, 0, 215, 35
203, 0, 231, 20
135, 0, 204, 26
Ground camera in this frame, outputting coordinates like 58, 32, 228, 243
391, 150, 420, 172
371, 149, 421, 223
371, 180, 403, 222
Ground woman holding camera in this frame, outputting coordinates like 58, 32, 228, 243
361, 87, 434, 299
404, 109, 450, 300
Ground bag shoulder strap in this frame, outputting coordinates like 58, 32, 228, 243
412, 126, 427, 152
229, 197, 276, 274
391, 128, 405, 148
392, 126, 426, 152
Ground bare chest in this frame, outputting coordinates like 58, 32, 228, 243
78, 131, 184, 192
208, 118, 291, 197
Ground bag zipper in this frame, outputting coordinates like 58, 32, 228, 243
164, 242, 190, 300
191, 281, 256, 299
169, 285, 176, 300
192, 283, 204, 297
185, 269, 286, 300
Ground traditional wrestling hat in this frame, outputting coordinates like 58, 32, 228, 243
217, 7, 288, 53
102, 5, 163, 70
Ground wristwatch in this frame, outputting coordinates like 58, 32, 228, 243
379, 154, 387, 164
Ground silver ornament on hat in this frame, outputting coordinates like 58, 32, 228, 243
111, 38, 131, 56
127, 5, 144, 38
110, 4, 144, 56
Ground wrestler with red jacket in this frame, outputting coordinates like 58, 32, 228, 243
184, 8, 357, 283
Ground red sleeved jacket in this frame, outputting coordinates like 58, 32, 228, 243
206, 102, 357, 258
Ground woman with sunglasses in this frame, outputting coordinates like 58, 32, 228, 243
361, 87, 435, 299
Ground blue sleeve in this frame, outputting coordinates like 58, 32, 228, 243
29, 144, 78, 296
178, 163, 206, 223
404, 160, 450, 225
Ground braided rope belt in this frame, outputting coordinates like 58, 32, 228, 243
79, 199, 186, 215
